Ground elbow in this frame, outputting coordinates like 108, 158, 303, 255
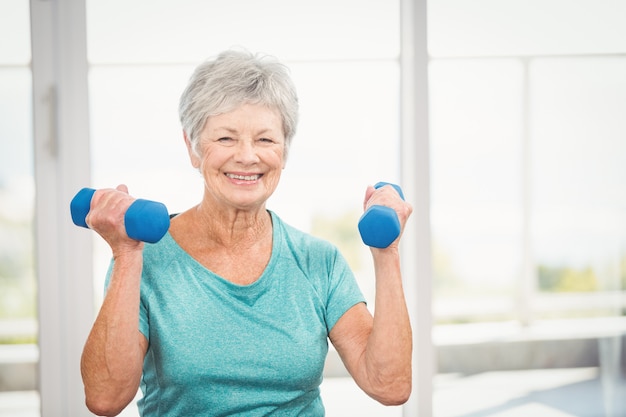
85, 400, 115, 416
85, 391, 130, 417
375, 379, 412, 406
85, 399, 120, 417
365, 372, 412, 406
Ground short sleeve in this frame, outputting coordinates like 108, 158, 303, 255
138, 297, 149, 340
324, 250, 366, 333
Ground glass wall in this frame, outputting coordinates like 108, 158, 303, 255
0, 0, 39, 415
429, 1, 626, 416
86, 1, 402, 416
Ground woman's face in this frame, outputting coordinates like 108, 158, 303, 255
188, 103, 286, 212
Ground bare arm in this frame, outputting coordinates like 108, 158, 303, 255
80, 185, 149, 416
329, 185, 413, 405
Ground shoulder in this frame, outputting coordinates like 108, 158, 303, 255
271, 211, 339, 257
270, 211, 352, 281
140, 232, 187, 276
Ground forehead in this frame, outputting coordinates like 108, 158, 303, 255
205, 103, 283, 134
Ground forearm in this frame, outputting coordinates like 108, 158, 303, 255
81, 251, 145, 416
364, 248, 412, 403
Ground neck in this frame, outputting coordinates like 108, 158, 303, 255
190, 200, 272, 249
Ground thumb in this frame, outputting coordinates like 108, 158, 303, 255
116, 184, 129, 194
363, 185, 376, 211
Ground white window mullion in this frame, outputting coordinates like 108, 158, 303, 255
518, 57, 535, 326
30, 0, 93, 415
400, 0, 433, 416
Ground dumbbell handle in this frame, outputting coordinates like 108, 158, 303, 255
358, 182, 405, 248
70, 188, 170, 243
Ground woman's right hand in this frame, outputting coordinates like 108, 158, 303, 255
81, 184, 147, 415
85, 184, 144, 255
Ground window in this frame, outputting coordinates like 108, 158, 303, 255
429, 1, 626, 415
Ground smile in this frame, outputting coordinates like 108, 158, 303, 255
225, 173, 262, 181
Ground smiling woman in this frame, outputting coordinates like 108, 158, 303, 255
81, 48, 412, 417
177, 51, 294, 215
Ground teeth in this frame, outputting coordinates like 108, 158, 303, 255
226, 173, 260, 181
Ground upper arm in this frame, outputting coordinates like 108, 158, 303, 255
328, 302, 412, 406
328, 302, 372, 382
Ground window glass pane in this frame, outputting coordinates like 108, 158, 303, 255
0, 0, 30, 64
429, 0, 626, 57
87, 2, 402, 416
271, 61, 400, 226
0, 0, 38, 415
430, 59, 524, 320
531, 58, 626, 308
0, 70, 35, 342
87, 0, 399, 64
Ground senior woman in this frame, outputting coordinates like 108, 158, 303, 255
80, 50, 413, 417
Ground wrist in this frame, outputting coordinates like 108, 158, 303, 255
112, 243, 144, 262
370, 245, 400, 259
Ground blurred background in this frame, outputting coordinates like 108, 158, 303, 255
1, 0, 625, 416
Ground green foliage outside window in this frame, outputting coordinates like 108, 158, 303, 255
537, 265, 599, 293
310, 210, 362, 272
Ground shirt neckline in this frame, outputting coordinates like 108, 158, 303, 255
163, 210, 281, 293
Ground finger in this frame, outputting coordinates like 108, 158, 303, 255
364, 184, 398, 209
87, 188, 131, 231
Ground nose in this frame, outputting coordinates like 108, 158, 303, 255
234, 138, 260, 165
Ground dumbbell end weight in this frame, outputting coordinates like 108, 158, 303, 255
358, 182, 405, 248
358, 205, 401, 248
125, 199, 170, 243
70, 188, 170, 243
70, 187, 96, 229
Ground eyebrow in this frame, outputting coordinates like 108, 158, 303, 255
214, 127, 278, 136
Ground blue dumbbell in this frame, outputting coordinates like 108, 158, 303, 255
70, 188, 170, 243
358, 182, 405, 248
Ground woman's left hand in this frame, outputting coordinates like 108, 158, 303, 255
362, 184, 413, 250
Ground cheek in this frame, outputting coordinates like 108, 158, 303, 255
198, 148, 223, 171
265, 153, 285, 186
273, 146, 287, 167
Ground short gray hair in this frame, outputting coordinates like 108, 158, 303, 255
179, 49, 299, 158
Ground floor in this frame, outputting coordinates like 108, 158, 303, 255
1, 368, 624, 417
433, 368, 625, 417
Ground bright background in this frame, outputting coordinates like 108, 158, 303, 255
1, 0, 626, 416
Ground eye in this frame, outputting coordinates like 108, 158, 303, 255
217, 137, 234, 143
258, 137, 275, 144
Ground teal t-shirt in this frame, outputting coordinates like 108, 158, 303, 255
107, 211, 365, 416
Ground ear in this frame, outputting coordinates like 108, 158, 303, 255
184, 131, 201, 169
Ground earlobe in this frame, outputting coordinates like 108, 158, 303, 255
184, 131, 201, 169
